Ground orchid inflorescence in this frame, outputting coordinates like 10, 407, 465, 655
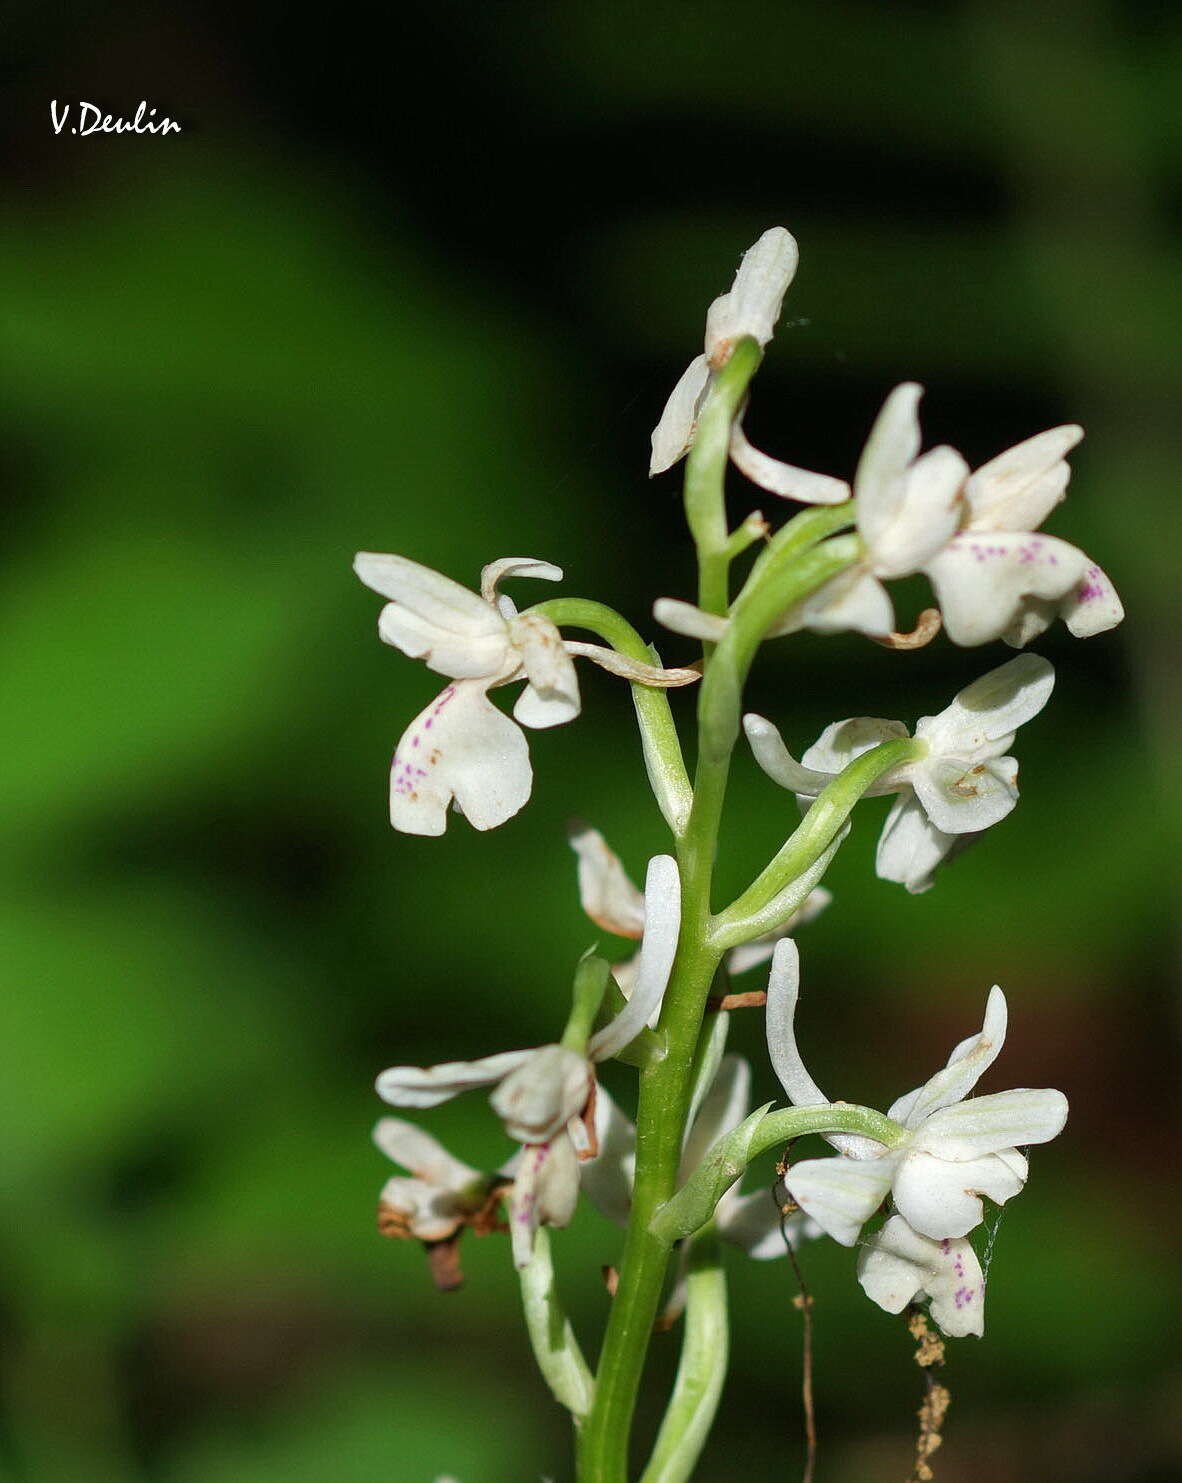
354, 228, 1121, 1482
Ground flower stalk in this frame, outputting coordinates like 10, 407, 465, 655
356, 224, 1115, 1483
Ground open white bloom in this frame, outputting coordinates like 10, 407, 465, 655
655, 382, 965, 645
373, 1117, 502, 1243
857, 1215, 987, 1338
765, 940, 1066, 1319
650, 228, 803, 477
354, 553, 696, 835
655, 385, 1123, 650
568, 822, 830, 990
376, 856, 681, 1264
745, 652, 1054, 893
582, 1050, 819, 1260
925, 425, 1124, 645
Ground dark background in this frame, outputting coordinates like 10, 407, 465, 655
3, 3, 1180, 1480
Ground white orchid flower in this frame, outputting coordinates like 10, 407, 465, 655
655, 386, 1123, 650
354, 553, 697, 835
744, 653, 1054, 894
924, 425, 1124, 646
376, 856, 681, 1265
765, 938, 1067, 1258
568, 822, 829, 993
650, 228, 801, 477
655, 382, 966, 645
856, 1215, 987, 1338
581, 1051, 819, 1262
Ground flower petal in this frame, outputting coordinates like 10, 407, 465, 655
653, 597, 730, 644
853, 383, 924, 551
857, 1216, 985, 1337
729, 422, 852, 505
764, 939, 882, 1159
375, 601, 511, 679
870, 444, 969, 579
744, 713, 838, 796
568, 824, 647, 938
509, 613, 581, 729
681, 1055, 752, 1174
875, 794, 957, 894
719, 1192, 816, 1260
354, 553, 502, 628
579, 1084, 637, 1227
490, 1044, 594, 1143
562, 642, 700, 688
479, 557, 563, 605
924, 532, 1092, 647
918, 653, 1055, 759
389, 681, 533, 835
891, 1149, 1028, 1239
914, 1087, 1068, 1160
650, 355, 711, 475
589, 855, 681, 1061
800, 716, 912, 779
373, 1117, 481, 1187
376, 1048, 533, 1109
964, 425, 1082, 534
704, 226, 799, 355
782, 1153, 895, 1246
379, 1174, 472, 1243
509, 1136, 580, 1268
910, 755, 1020, 835
795, 567, 895, 638
1060, 559, 1125, 639
888, 986, 1008, 1127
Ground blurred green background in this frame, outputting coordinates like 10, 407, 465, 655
3, 3, 1180, 1480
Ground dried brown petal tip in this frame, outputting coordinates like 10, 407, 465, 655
873, 607, 943, 651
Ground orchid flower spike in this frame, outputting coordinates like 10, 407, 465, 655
568, 821, 830, 990
375, 856, 681, 1265
354, 553, 697, 835
650, 228, 800, 477
581, 1048, 820, 1262
765, 940, 1067, 1335
745, 652, 1055, 893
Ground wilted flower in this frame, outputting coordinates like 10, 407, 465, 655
745, 653, 1055, 893
373, 1117, 509, 1289
376, 856, 681, 1264
354, 553, 696, 834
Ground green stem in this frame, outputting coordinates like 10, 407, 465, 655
578, 367, 860, 1483
750, 1104, 905, 1161
529, 597, 693, 838
714, 738, 924, 945
684, 338, 763, 618
639, 1234, 729, 1483
519, 1228, 596, 1421
650, 1103, 903, 1246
